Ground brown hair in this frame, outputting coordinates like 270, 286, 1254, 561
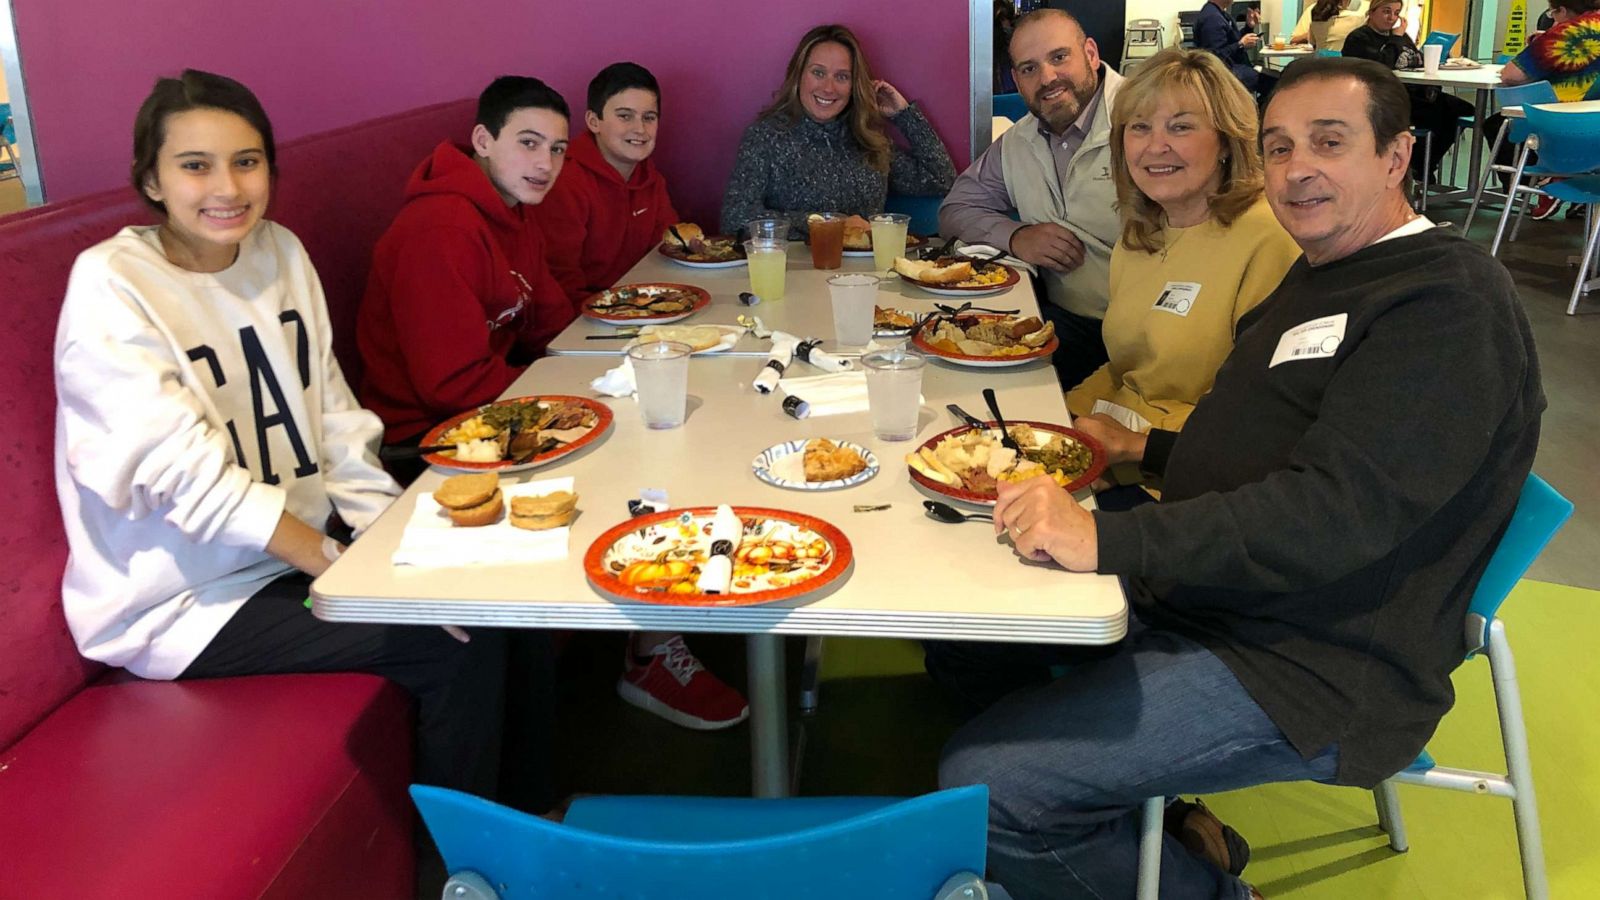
131, 69, 276, 214
1312, 0, 1346, 21
1109, 49, 1265, 255
761, 24, 892, 173
1549, 0, 1600, 14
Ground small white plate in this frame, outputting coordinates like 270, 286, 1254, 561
626, 324, 746, 355
752, 439, 879, 491
873, 309, 929, 337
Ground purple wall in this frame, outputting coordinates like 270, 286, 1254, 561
12, 0, 970, 224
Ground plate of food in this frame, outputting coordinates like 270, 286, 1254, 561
905, 421, 1106, 506
583, 283, 710, 325
585, 506, 853, 606
912, 313, 1057, 368
812, 215, 929, 257
658, 223, 747, 268
630, 323, 745, 354
893, 256, 1020, 296
421, 395, 613, 473
873, 305, 928, 338
752, 438, 878, 491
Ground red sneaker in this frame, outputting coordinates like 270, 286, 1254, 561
1529, 193, 1564, 221
617, 636, 750, 730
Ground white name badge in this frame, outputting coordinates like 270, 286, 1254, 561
1152, 282, 1201, 317
1269, 313, 1348, 368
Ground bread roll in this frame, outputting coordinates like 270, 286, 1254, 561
448, 489, 503, 527
665, 222, 704, 245
433, 473, 500, 509
893, 257, 974, 286
509, 491, 578, 530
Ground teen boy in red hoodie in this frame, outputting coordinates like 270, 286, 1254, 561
359, 76, 574, 454
536, 62, 680, 306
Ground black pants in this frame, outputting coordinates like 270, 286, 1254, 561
181, 572, 524, 800
1037, 301, 1108, 392
1409, 87, 1477, 176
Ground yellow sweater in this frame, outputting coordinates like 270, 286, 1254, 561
1067, 196, 1301, 435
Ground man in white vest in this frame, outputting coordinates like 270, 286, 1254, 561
939, 8, 1122, 389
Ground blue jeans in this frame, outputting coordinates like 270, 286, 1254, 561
928, 619, 1338, 900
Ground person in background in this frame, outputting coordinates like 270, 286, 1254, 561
1308, 0, 1366, 51
939, 8, 1123, 390
358, 76, 573, 478
1342, 0, 1476, 183
995, 1, 1020, 93
1194, 0, 1273, 95
1496, 0, 1600, 218
1291, 0, 1367, 46
535, 62, 679, 307
719, 23, 956, 238
54, 69, 512, 801
929, 57, 1543, 900
1066, 49, 1301, 512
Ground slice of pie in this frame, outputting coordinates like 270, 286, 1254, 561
803, 438, 868, 482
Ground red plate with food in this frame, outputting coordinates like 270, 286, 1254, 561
585, 507, 853, 607
905, 421, 1106, 506
421, 395, 613, 474
893, 257, 1021, 296
582, 283, 710, 325
912, 313, 1058, 368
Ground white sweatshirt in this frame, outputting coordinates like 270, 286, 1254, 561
54, 222, 400, 679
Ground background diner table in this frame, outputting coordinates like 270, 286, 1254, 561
1392, 63, 1506, 204
314, 244, 1128, 798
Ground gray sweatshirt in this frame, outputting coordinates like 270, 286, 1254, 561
718, 103, 956, 238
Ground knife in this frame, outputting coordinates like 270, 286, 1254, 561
946, 404, 988, 431
695, 505, 742, 594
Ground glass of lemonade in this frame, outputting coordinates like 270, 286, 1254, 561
745, 238, 788, 301
827, 273, 878, 348
869, 213, 911, 272
808, 213, 846, 270
861, 347, 925, 441
627, 340, 692, 429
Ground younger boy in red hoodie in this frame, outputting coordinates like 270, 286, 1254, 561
359, 76, 574, 456
536, 62, 679, 306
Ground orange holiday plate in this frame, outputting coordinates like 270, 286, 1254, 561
907, 420, 1106, 507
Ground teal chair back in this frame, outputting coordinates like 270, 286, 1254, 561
886, 193, 943, 237
1497, 82, 1559, 145
1465, 474, 1573, 653
993, 92, 1027, 122
411, 785, 990, 900
1316, 48, 1341, 58
1522, 103, 1600, 176
1423, 30, 1459, 56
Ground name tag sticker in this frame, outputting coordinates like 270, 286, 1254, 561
1153, 282, 1200, 317
1269, 313, 1348, 368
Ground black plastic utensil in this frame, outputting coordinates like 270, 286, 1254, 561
982, 388, 1022, 452
946, 403, 988, 431
667, 224, 691, 249
378, 443, 455, 461
923, 500, 993, 523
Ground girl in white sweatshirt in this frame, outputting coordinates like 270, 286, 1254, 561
53, 69, 511, 794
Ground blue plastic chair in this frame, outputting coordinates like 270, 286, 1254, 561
412, 785, 991, 899
1315, 48, 1341, 58
1136, 474, 1572, 900
993, 92, 1027, 123
1466, 81, 1559, 243
885, 193, 943, 238
0, 102, 18, 180
1515, 104, 1600, 314
1422, 30, 1459, 58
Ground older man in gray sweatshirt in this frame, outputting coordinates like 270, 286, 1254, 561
939, 8, 1122, 389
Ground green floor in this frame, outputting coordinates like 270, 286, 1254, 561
551, 579, 1600, 898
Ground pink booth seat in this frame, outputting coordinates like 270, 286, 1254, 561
0, 97, 476, 898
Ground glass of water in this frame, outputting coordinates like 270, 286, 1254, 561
827, 273, 878, 349
861, 347, 925, 441
627, 340, 692, 429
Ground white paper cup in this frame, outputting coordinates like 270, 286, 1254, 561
828, 273, 879, 349
861, 347, 925, 442
628, 340, 691, 429
1423, 44, 1442, 76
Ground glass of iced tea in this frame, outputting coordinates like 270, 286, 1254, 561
808, 213, 845, 270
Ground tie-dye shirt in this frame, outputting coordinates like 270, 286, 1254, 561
1514, 11, 1600, 102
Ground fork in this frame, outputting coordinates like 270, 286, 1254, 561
982, 388, 1022, 452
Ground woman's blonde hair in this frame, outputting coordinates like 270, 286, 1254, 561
1109, 48, 1265, 254
761, 24, 892, 173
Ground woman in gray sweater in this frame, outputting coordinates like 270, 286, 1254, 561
719, 24, 957, 238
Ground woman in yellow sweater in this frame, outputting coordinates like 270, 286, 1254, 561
1067, 48, 1300, 507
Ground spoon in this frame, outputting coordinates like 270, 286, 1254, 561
923, 500, 993, 523
982, 387, 1022, 452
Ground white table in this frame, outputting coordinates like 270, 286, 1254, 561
315, 275, 1126, 798
1260, 47, 1313, 68
1502, 99, 1600, 119
547, 241, 1035, 359
1394, 65, 1505, 203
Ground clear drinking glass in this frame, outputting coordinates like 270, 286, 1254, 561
745, 238, 788, 301
869, 213, 911, 272
861, 347, 925, 441
745, 217, 788, 241
627, 340, 691, 429
827, 273, 878, 348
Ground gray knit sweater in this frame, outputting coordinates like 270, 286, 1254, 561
718, 103, 956, 238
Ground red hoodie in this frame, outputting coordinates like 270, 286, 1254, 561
533, 131, 679, 305
359, 141, 573, 442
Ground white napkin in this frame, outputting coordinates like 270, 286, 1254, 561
952, 242, 1037, 276
777, 371, 925, 417
393, 477, 575, 568
591, 358, 637, 398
